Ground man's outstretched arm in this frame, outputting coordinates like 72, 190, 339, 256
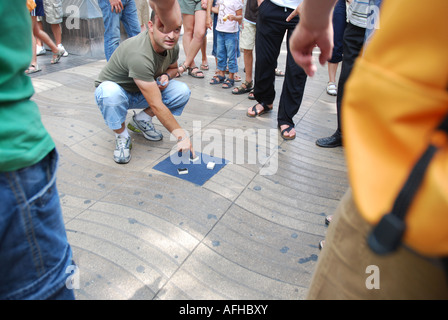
134, 78, 195, 156
288, 0, 337, 76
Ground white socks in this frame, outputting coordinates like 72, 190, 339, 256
135, 110, 152, 122
116, 128, 130, 139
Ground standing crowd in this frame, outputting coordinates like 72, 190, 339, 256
2, 0, 447, 300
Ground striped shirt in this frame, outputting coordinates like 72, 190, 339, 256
347, 0, 370, 28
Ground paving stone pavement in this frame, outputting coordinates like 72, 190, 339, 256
29, 36, 348, 300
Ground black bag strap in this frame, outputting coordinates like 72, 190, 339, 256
368, 114, 448, 255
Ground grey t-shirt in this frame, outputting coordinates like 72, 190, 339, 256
95, 30, 179, 93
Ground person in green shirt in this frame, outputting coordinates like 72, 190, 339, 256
0, 1, 75, 300
95, 10, 195, 164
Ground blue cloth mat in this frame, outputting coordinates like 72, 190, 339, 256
153, 151, 228, 186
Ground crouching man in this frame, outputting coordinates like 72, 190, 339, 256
94, 10, 194, 164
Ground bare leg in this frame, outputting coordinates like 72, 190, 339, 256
31, 16, 59, 55
181, 14, 194, 71
36, 20, 44, 47
327, 62, 339, 83
182, 9, 206, 74
30, 34, 37, 67
50, 23, 62, 46
200, 35, 208, 69
244, 49, 253, 83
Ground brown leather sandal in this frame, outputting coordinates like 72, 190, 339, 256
232, 80, 253, 95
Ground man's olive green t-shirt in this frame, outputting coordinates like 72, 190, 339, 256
95, 31, 179, 92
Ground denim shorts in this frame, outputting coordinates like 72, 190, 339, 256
0, 149, 75, 300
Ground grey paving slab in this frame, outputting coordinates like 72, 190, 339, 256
29, 35, 348, 300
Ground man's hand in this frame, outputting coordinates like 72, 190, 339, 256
149, 0, 182, 34
289, 22, 333, 76
177, 136, 195, 156
156, 74, 170, 91
288, 0, 336, 76
109, 0, 123, 13
172, 128, 195, 157
286, 3, 302, 21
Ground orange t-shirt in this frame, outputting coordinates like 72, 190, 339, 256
343, 0, 448, 256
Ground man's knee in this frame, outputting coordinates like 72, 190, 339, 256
95, 81, 126, 107
176, 81, 191, 104
164, 80, 191, 113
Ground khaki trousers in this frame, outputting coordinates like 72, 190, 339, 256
307, 189, 448, 300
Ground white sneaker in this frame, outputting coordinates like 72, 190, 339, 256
36, 45, 46, 56
114, 135, 132, 164
58, 44, 69, 57
326, 82, 337, 96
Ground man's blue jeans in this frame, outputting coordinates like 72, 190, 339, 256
0, 149, 75, 300
98, 0, 141, 60
95, 80, 191, 131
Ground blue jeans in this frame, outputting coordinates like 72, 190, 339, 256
216, 31, 239, 73
95, 80, 191, 130
98, 0, 141, 60
0, 149, 75, 300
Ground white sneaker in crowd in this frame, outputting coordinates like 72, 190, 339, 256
58, 44, 69, 57
36, 45, 46, 56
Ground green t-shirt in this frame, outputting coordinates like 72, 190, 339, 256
95, 31, 179, 93
0, 1, 55, 172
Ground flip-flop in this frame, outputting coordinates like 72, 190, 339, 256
280, 124, 296, 140
248, 89, 255, 100
200, 64, 209, 70
247, 102, 272, 117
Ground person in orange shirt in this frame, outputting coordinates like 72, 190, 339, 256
290, 0, 448, 299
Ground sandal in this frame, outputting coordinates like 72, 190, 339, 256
234, 74, 241, 82
232, 80, 253, 95
280, 124, 296, 140
248, 89, 255, 100
188, 66, 204, 78
25, 64, 41, 74
210, 74, 226, 84
275, 68, 285, 77
177, 62, 188, 77
222, 78, 235, 89
247, 102, 272, 117
51, 48, 64, 64
200, 63, 209, 70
